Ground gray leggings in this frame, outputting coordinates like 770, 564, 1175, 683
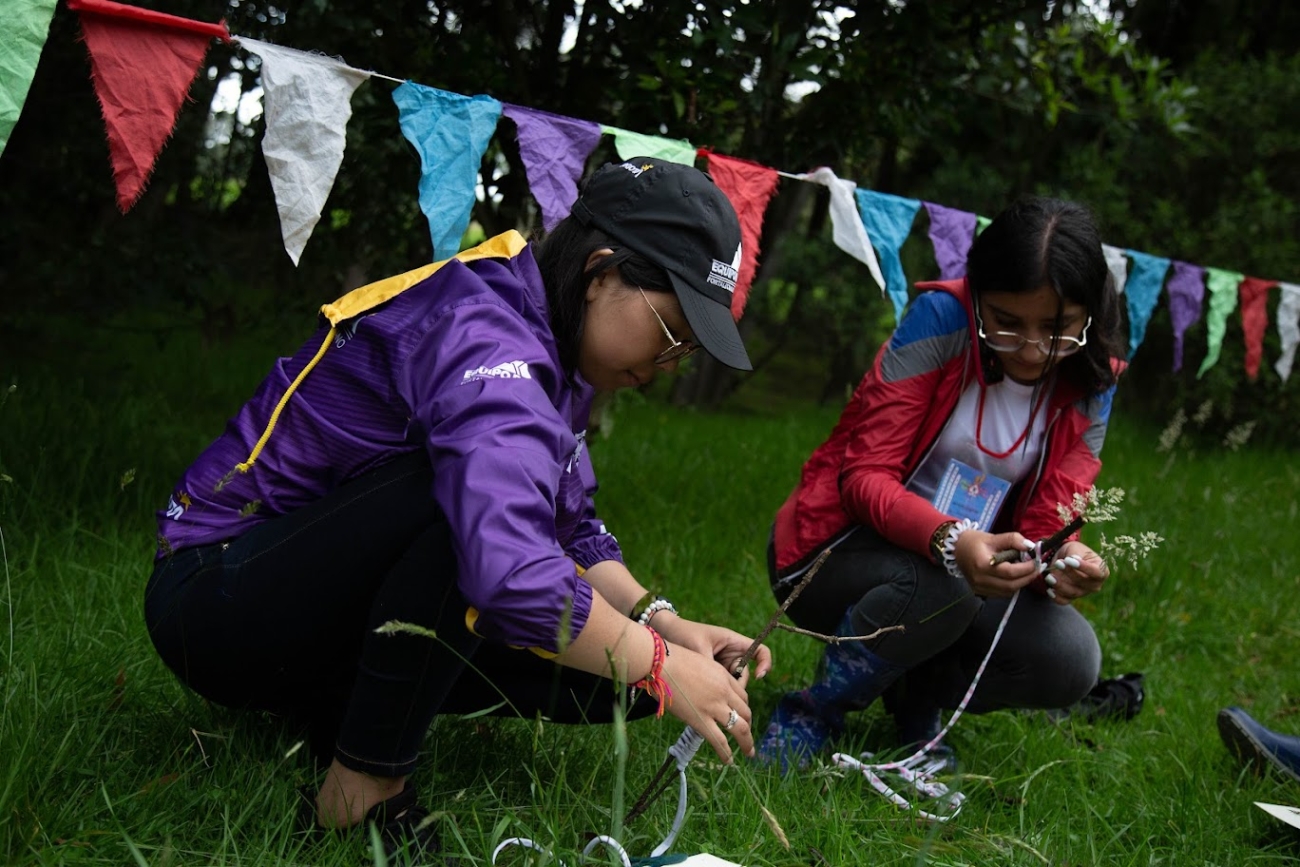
771, 525, 1101, 714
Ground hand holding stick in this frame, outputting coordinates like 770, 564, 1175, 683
989, 515, 1085, 566
626, 547, 835, 828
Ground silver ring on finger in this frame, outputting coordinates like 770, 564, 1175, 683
724, 708, 740, 729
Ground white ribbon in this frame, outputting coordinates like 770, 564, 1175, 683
833, 557, 1037, 820
492, 835, 632, 867
490, 724, 705, 864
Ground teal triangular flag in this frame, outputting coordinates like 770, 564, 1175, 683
394, 82, 502, 260
855, 189, 921, 321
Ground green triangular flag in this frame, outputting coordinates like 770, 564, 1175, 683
0, 0, 59, 157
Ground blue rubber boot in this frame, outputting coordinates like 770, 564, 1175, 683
756, 611, 905, 772
1218, 706, 1300, 785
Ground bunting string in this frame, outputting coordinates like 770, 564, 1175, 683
3, 0, 1296, 381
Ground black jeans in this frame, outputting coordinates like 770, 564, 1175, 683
145, 452, 650, 777
770, 525, 1100, 714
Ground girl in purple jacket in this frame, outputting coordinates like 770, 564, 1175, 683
145, 159, 772, 857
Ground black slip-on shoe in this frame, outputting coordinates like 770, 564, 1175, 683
295, 782, 442, 863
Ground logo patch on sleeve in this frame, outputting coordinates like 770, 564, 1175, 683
462, 361, 532, 384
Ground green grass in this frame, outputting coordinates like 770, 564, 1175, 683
3, 325, 1300, 865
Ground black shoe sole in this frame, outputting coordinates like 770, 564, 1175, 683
1217, 709, 1300, 786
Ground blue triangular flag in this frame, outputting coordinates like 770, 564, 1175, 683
856, 189, 921, 321
393, 82, 502, 259
1124, 250, 1171, 359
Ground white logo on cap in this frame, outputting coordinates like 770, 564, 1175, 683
706, 241, 742, 295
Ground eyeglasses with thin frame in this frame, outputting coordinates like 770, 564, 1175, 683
639, 287, 701, 365
975, 306, 1092, 357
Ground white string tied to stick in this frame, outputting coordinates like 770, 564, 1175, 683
492, 834, 633, 867
490, 723, 706, 865
648, 725, 707, 856
833, 540, 1045, 821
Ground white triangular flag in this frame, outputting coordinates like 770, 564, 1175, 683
1103, 244, 1130, 296
240, 39, 369, 265
1275, 282, 1300, 382
796, 166, 885, 291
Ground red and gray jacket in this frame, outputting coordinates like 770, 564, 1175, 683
772, 279, 1119, 580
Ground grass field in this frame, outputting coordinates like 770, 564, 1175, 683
2, 321, 1299, 865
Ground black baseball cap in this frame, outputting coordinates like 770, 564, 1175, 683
569, 157, 752, 371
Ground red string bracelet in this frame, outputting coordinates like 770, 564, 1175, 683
632, 625, 672, 718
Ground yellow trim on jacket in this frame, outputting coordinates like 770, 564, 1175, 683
218, 231, 530, 485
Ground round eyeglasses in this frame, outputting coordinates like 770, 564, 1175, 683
976, 310, 1092, 357
639, 287, 701, 365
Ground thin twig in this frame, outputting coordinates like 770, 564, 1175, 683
730, 546, 833, 677
772, 622, 906, 643
191, 729, 211, 767
623, 759, 676, 825
627, 547, 837, 827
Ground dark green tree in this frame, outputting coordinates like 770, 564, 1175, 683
2, 0, 1291, 431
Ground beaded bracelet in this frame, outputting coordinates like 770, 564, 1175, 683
628, 590, 657, 621
941, 519, 979, 581
636, 597, 677, 626
632, 625, 672, 718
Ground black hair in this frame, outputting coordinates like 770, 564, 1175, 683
532, 216, 673, 375
965, 197, 1123, 394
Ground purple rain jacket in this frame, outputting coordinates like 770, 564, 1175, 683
155, 232, 618, 652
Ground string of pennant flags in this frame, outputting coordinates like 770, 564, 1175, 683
3, 0, 1297, 383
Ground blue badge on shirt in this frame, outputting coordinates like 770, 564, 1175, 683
931, 459, 1011, 529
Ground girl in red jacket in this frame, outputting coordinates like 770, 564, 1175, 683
758, 197, 1124, 770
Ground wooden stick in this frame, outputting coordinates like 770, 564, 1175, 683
989, 515, 1085, 565
623, 754, 676, 825
730, 546, 833, 677
627, 546, 836, 826
772, 622, 905, 643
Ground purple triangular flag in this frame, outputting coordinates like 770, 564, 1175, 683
1167, 260, 1206, 372
503, 104, 602, 231
923, 202, 977, 280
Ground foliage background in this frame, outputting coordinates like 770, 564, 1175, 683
2, 0, 1298, 436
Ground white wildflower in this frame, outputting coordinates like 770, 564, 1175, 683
1057, 488, 1160, 573
1101, 531, 1164, 571
1222, 420, 1256, 452
1059, 486, 1125, 524
1191, 399, 1214, 427
1157, 408, 1187, 453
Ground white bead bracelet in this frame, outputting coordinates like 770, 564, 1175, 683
941, 519, 979, 580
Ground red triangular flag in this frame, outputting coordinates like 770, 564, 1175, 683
1239, 276, 1277, 380
703, 150, 780, 320
71, 0, 227, 212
